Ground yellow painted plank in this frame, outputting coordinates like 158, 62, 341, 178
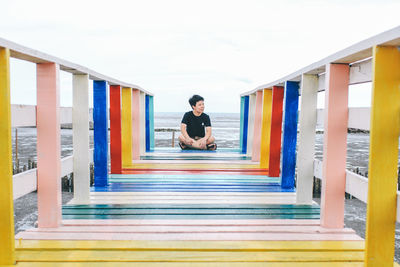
260, 89, 273, 168
365, 45, 400, 266
121, 87, 133, 167
0, 48, 15, 265
16, 240, 365, 251
16, 250, 364, 262
5, 262, 368, 267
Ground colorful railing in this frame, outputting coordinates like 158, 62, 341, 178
0, 38, 153, 265
239, 25, 400, 265
2, 25, 400, 266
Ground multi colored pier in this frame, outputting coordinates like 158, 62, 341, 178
2, 26, 400, 266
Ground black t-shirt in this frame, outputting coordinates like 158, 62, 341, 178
181, 111, 211, 138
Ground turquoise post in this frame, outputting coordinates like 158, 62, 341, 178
149, 96, 155, 150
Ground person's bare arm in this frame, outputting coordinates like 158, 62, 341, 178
181, 123, 194, 145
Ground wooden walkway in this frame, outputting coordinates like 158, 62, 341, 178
11, 149, 378, 266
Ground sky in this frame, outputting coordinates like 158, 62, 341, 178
1, 0, 399, 113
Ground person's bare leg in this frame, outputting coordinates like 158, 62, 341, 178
206, 136, 215, 145
178, 135, 186, 144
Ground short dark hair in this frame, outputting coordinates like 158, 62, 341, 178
189, 95, 204, 109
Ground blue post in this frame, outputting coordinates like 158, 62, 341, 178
149, 96, 155, 150
241, 95, 250, 154
145, 95, 150, 152
239, 96, 245, 152
281, 81, 299, 189
93, 80, 108, 187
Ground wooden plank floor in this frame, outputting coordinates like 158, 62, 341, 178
11, 240, 400, 266
13, 152, 385, 266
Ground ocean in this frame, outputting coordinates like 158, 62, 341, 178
10, 112, 376, 177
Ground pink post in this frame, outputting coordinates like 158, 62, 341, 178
251, 90, 263, 162
36, 63, 61, 228
132, 89, 141, 160
320, 63, 349, 228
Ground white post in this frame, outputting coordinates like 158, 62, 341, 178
296, 74, 319, 204
246, 93, 256, 157
72, 74, 90, 204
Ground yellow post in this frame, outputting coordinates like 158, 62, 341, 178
365, 45, 400, 266
259, 89, 273, 168
121, 87, 133, 167
0, 48, 15, 265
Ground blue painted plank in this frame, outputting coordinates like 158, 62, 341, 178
145, 95, 150, 152
241, 95, 250, 154
239, 96, 245, 152
91, 187, 295, 192
281, 81, 299, 189
93, 80, 109, 187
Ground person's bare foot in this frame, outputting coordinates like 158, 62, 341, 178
207, 143, 217, 150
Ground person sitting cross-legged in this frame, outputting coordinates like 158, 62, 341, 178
178, 94, 217, 150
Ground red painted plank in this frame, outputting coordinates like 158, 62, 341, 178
268, 86, 284, 177
110, 85, 122, 174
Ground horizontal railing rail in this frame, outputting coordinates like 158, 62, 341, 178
241, 26, 400, 95
12, 150, 94, 200
0, 38, 153, 96
313, 159, 400, 223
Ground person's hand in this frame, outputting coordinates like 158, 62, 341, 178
198, 138, 207, 149
186, 138, 194, 145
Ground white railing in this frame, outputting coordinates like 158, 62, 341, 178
313, 159, 400, 222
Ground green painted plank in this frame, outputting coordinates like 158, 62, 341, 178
63, 214, 320, 220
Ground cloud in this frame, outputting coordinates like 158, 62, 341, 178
2, 0, 400, 112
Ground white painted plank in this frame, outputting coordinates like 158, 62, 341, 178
349, 58, 372, 85
72, 74, 90, 204
317, 59, 372, 92
296, 74, 319, 204
246, 93, 256, 157
345, 170, 368, 203
314, 159, 400, 223
11, 104, 36, 127
316, 107, 371, 131
60, 107, 72, 124
13, 169, 37, 200
348, 107, 370, 130
140, 92, 146, 154
12, 149, 93, 200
